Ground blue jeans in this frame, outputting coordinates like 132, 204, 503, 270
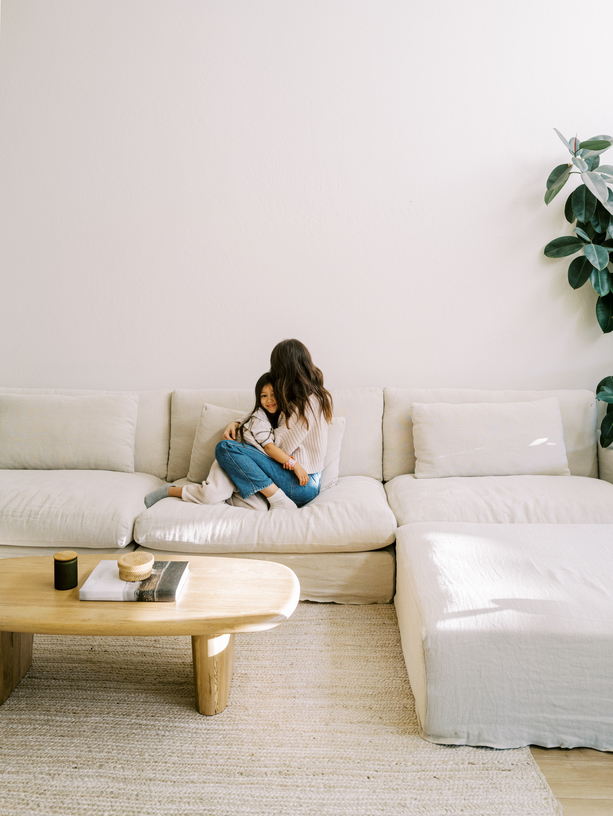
215, 440, 321, 507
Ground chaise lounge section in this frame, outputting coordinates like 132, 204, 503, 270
384, 388, 613, 749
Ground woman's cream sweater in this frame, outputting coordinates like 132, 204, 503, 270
273, 394, 328, 474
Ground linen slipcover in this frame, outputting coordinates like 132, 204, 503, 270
135, 475, 396, 554
0, 470, 161, 548
394, 522, 613, 749
385, 473, 613, 525
0, 393, 138, 473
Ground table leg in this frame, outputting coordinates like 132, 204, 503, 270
0, 631, 33, 705
191, 633, 235, 715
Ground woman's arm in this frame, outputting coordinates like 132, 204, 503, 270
262, 442, 309, 486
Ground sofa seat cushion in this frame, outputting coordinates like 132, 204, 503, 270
0, 470, 162, 548
385, 473, 613, 525
395, 522, 613, 749
135, 475, 397, 554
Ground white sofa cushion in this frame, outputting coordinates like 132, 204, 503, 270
0, 470, 162, 548
0, 393, 138, 472
385, 473, 613, 525
330, 389, 383, 480
412, 399, 570, 478
168, 388, 383, 482
395, 522, 613, 749
383, 388, 597, 481
135, 475, 397, 554
0, 387, 171, 478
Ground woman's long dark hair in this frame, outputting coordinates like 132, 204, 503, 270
236, 372, 280, 444
270, 339, 333, 428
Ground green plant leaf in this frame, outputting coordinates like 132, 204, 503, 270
607, 223, 613, 241
564, 192, 575, 223
554, 128, 570, 150
580, 135, 613, 159
586, 155, 601, 171
600, 412, 613, 439
544, 236, 584, 258
603, 189, 613, 217
574, 227, 590, 241
568, 256, 593, 288
544, 164, 571, 204
579, 139, 612, 151
582, 171, 610, 204
569, 135, 581, 154
584, 243, 610, 270
584, 220, 597, 241
572, 184, 598, 222
597, 164, 613, 180
546, 164, 571, 189
590, 203, 611, 233
596, 375, 613, 394
598, 386, 613, 403
591, 267, 611, 295
596, 292, 613, 333
573, 156, 588, 172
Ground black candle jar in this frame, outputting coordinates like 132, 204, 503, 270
54, 550, 78, 590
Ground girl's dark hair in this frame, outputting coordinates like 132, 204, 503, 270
269, 339, 333, 428
236, 372, 280, 444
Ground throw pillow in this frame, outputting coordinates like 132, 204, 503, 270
187, 404, 246, 484
412, 398, 570, 478
0, 393, 138, 472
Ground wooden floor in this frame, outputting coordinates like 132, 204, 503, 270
530, 747, 613, 815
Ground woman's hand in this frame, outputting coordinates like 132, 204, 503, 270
222, 421, 240, 440
293, 463, 309, 486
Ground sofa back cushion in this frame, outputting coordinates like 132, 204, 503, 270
0, 393, 138, 472
383, 388, 597, 481
0, 388, 171, 478
167, 387, 383, 482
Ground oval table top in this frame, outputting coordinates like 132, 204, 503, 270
0, 553, 300, 637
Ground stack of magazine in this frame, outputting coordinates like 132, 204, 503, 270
80, 560, 190, 602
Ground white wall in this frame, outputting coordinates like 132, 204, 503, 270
1, 0, 612, 392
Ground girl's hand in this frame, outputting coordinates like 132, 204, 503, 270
293, 463, 309, 486
222, 421, 240, 440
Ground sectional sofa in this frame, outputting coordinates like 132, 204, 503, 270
1, 384, 612, 750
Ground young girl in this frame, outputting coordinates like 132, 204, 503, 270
216, 339, 333, 510
144, 372, 310, 508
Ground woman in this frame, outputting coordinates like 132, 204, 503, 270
216, 339, 333, 510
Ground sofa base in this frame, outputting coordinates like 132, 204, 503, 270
135, 545, 396, 604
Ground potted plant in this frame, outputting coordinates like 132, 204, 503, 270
543, 129, 613, 446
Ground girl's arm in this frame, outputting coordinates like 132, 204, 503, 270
262, 442, 309, 486
222, 421, 240, 440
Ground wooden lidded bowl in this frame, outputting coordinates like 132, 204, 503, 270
117, 551, 154, 582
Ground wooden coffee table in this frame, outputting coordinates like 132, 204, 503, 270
0, 554, 300, 715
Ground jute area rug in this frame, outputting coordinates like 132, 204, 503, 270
0, 603, 561, 816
